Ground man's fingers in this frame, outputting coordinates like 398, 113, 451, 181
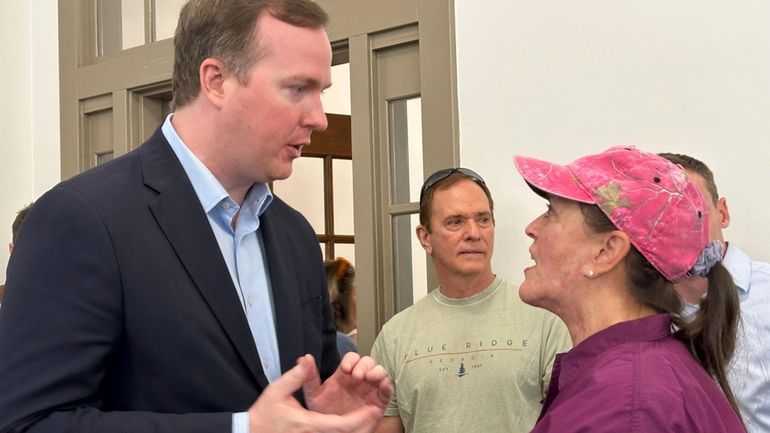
338, 351, 361, 374
299, 354, 323, 402
350, 355, 376, 380
377, 376, 394, 406
265, 354, 314, 399
364, 364, 389, 383
360, 364, 393, 405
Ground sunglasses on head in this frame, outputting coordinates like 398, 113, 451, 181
419, 167, 486, 205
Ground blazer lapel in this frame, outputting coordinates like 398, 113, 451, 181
260, 207, 304, 374
139, 130, 270, 390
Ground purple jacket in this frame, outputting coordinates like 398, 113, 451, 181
532, 314, 745, 433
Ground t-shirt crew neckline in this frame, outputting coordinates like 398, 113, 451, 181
431, 276, 502, 308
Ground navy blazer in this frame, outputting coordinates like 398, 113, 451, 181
0, 128, 340, 433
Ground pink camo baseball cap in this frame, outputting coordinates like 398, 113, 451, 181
514, 145, 708, 281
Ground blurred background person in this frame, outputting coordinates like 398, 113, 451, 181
325, 257, 358, 356
660, 152, 770, 433
1, 203, 33, 306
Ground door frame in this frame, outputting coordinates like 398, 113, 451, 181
58, 0, 460, 353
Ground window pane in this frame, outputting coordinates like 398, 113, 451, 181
333, 159, 354, 235
121, 0, 144, 49
391, 213, 428, 313
96, 0, 118, 55
322, 63, 351, 115
388, 97, 423, 205
406, 98, 423, 203
409, 213, 428, 303
154, 0, 187, 41
335, 243, 355, 267
272, 157, 325, 234
97, 0, 144, 55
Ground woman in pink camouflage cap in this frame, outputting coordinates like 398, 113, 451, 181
515, 146, 745, 432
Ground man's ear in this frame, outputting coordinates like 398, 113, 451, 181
416, 225, 432, 256
199, 58, 228, 109
716, 197, 730, 230
592, 231, 631, 277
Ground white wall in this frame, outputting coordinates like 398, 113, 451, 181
456, 1, 770, 285
0, 0, 60, 283
5, 1, 770, 288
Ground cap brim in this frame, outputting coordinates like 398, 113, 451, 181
514, 155, 595, 204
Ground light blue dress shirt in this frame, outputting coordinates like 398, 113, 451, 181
162, 115, 280, 433
682, 243, 770, 433
722, 244, 770, 433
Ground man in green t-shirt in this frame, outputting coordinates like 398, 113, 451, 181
371, 168, 571, 433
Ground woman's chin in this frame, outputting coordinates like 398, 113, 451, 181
518, 280, 541, 307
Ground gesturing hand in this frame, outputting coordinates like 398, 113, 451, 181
304, 352, 392, 419
248, 353, 392, 433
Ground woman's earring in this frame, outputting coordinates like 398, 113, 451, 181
585, 270, 595, 279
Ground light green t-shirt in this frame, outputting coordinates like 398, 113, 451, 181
371, 277, 571, 433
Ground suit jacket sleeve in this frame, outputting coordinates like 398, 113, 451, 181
0, 186, 230, 433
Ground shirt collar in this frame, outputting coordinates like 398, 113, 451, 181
161, 114, 272, 218
432, 276, 503, 307
557, 314, 671, 391
722, 243, 751, 293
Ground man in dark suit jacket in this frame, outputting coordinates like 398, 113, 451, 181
0, 1, 391, 433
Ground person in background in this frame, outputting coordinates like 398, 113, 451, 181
0, 1, 391, 432
660, 152, 770, 433
371, 168, 571, 433
0, 203, 33, 306
325, 257, 358, 356
514, 145, 745, 432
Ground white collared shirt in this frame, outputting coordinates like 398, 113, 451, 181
722, 244, 770, 433
161, 115, 281, 383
